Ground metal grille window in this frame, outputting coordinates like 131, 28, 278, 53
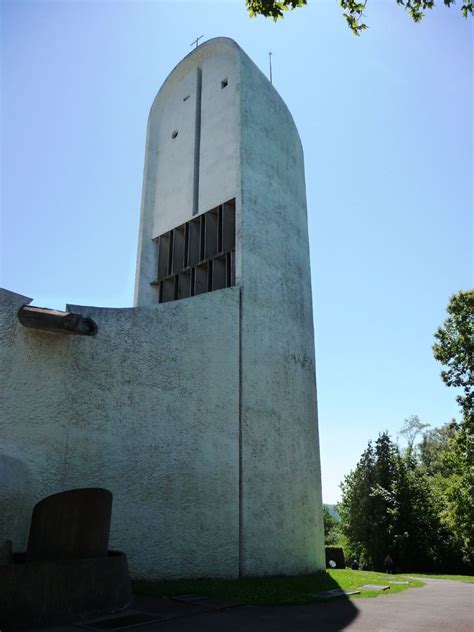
151, 199, 236, 303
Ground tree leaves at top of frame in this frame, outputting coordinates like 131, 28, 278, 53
246, 0, 473, 35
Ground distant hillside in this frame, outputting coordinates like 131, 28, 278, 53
324, 504, 341, 521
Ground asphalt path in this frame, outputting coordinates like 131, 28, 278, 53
132, 577, 474, 632
8, 577, 473, 632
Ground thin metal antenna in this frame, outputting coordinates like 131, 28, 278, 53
190, 35, 204, 49
268, 52, 273, 84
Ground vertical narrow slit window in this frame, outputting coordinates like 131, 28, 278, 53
230, 251, 236, 287
213, 255, 226, 291
226, 252, 232, 288
178, 270, 191, 300
162, 277, 176, 303
200, 214, 206, 262
205, 208, 218, 259
157, 233, 170, 280
217, 205, 223, 253
222, 199, 236, 252
190, 268, 196, 297
167, 231, 174, 277
208, 259, 213, 292
195, 263, 208, 295
188, 218, 201, 267
172, 225, 185, 274
184, 223, 189, 268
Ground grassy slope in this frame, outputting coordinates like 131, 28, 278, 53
407, 573, 474, 583
133, 569, 423, 605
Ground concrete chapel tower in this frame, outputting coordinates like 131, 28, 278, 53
135, 38, 325, 576
0, 37, 324, 580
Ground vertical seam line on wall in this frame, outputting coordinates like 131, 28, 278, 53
193, 67, 202, 216
238, 285, 243, 577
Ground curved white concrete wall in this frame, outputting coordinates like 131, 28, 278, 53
238, 50, 324, 574
1, 38, 324, 579
0, 288, 240, 579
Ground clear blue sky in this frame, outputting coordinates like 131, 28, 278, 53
1, 0, 472, 503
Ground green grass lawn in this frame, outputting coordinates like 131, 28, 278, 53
133, 569, 422, 606
407, 573, 474, 583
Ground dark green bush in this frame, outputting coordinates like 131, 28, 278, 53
325, 546, 346, 569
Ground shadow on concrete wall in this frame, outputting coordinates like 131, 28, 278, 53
0, 454, 34, 550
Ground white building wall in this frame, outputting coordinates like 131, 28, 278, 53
238, 50, 325, 575
135, 38, 325, 576
152, 68, 198, 236
0, 288, 240, 579
1, 38, 324, 580
198, 53, 239, 215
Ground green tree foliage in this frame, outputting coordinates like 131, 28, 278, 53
421, 422, 474, 566
340, 421, 473, 572
431, 290, 474, 565
246, 0, 473, 35
433, 290, 474, 425
441, 432, 474, 566
338, 292, 474, 572
339, 432, 447, 571
419, 421, 459, 478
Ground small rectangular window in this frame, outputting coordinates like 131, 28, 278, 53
204, 208, 218, 259
222, 199, 236, 252
172, 225, 186, 274
195, 263, 209, 295
213, 255, 226, 291
157, 233, 171, 281
188, 218, 201, 267
162, 277, 177, 303
178, 270, 191, 300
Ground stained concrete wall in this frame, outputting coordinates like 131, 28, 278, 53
0, 288, 240, 579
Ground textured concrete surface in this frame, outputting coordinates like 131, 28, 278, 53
135, 37, 324, 576
0, 287, 240, 579
239, 41, 324, 576
7, 578, 474, 631
1, 37, 324, 581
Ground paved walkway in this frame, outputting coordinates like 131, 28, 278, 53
8, 577, 474, 632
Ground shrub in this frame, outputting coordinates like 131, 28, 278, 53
325, 546, 346, 569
